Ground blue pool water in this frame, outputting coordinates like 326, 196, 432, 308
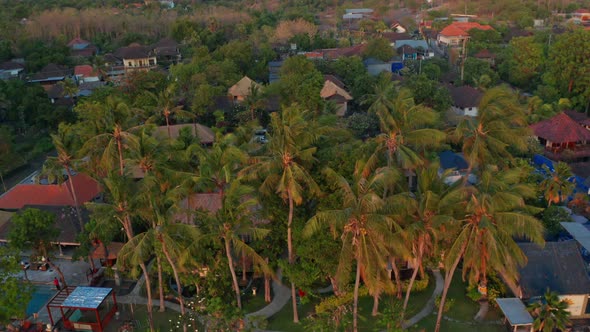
26, 285, 57, 317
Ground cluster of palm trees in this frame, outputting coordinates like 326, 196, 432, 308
48, 76, 547, 332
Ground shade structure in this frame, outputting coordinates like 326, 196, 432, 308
62, 287, 112, 309
46, 286, 117, 332
561, 222, 590, 252
496, 298, 534, 326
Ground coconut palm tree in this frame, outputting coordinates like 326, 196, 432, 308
434, 168, 545, 332
450, 86, 530, 173
201, 180, 272, 309
41, 131, 85, 231
540, 162, 575, 206
145, 84, 196, 139
304, 161, 404, 332
387, 163, 463, 324
241, 104, 321, 323
243, 83, 266, 121
59, 78, 78, 106
528, 289, 571, 332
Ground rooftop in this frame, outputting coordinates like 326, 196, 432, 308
228, 76, 261, 97
529, 112, 590, 143
153, 123, 215, 145
62, 287, 112, 309
518, 241, 590, 298
439, 22, 493, 37
447, 85, 483, 108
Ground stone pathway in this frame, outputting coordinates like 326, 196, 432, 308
401, 269, 444, 329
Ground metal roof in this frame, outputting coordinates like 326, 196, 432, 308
62, 287, 112, 309
561, 222, 590, 252
496, 298, 534, 326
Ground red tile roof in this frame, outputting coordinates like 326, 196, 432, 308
530, 112, 590, 143
317, 44, 366, 60
565, 110, 590, 126
439, 22, 493, 37
0, 173, 101, 210
74, 65, 97, 77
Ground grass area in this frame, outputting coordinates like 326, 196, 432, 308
408, 272, 504, 332
266, 273, 436, 332
106, 304, 204, 332
242, 292, 269, 313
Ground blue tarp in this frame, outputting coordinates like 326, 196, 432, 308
532, 154, 554, 172
439, 151, 468, 170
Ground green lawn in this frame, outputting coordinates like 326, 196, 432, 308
108, 304, 204, 332
408, 272, 504, 332
242, 291, 269, 313
266, 273, 436, 332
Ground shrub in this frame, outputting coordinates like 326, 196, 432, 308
435, 295, 454, 312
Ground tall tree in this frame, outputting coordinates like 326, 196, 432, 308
241, 104, 320, 323
0, 247, 33, 324
8, 208, 68, 291
304, 161, 404, 332
435, 168, 545, 332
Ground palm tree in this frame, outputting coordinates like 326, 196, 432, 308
59, 78, 78, 106
387, 163, 463, 324
202, 180, 272, 309
42, 132, 85, 231
243, 83, 266, 121
450, 86, 530, 173
540, 162, 575, 206
361, 74, 397, 117
145, 84, 195, 139
528, 289, 571, 332
241, 104, 321, 323
434, 168, 545, 332
87, 174, 156, 332
304, 161, 404, 332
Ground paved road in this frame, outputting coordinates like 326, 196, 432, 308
402, 269, 444, 329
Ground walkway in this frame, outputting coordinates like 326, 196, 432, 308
245, 270, 291, 321
401, 269, 444, 329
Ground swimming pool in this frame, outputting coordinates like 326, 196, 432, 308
26, 285, 57, 317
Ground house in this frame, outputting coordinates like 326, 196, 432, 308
529, 112, 590, 162
363, 57, 403, 76
102, 54, 125, 82
343, 8, 374, 20
321, 75, 352, 116
228, 76, 261, 103
448, 85, 483, 117
397, 45, 418, 60
0, 173, 101, 211
564, 110, 590, 129
394, 40, 433, 59
0, 61, 24, 80
113, 43, 157, 73
495, 298, 534, 332
473, 49, 496, 66
573, 8, 590, 22
74, 65, 100, 83
390, 21, 407, 33
78, 81, 106, 98
152, 38, 181, 66
515, 241, 590, 319
381, 32, 412, 46
28, 63, 72, 89
437, 22, 494, 47
315, 44, 366, 60
438, 150, 476, 184
67, 37, 98, 57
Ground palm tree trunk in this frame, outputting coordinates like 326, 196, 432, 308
64, 167, 84, 231
264, 257, 271, 303
241, 235, 247, 283
353, 260, 362, 332
391, 257, 403, 298
435, 245, 466, 332
116, 131, 124, 176
160, 236, 187, 332
402, 240, 424, 323
157, 255, 165, 312
329, 276, 340, 296
287, 190, 299, 323
139, 262, 155, 332
224, 237, 242, 309
165, 114, 171, 139
372, 291, 380, 316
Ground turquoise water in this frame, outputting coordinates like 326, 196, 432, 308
26, 285, 57, 317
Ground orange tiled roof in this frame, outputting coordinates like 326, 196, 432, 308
0, 173, 101, 210
439, 22, 493, 37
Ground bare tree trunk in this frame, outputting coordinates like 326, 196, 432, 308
402, 240, 424, 323
241, 235, 247, 283
160, 236, 187, 332
353, 261, 362, 332
435, 246, 465, 332
165, 113, 171, 139
329, 276, 340, 296
287, 191, 299, 323
157, 255, 165, 312
139, 262, 155, 332
116, 127, 124, 176
372, 291, 380, 316
64, 167, 84, 231
225, 236, 242, 309
391, 258, 403, 299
